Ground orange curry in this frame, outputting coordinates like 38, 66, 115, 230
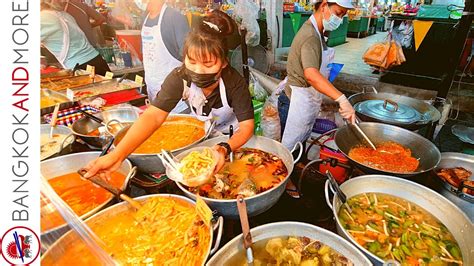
348, 142, 419, 173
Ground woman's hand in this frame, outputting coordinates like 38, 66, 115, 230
212, 145, 227, 174
336, 94, 356, 124
83, 151, 124, 179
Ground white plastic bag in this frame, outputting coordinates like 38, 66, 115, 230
234, 0, 260, 47
249, 72, 268, 102
261, 79, 286, 141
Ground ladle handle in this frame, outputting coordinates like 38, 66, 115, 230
237, 195, 252, 249
352, 122, 377, 150
100, 137, 115, 157
325, 170, 346, 203
79, 109, 104, 124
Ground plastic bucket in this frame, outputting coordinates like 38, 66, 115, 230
116, 30, 142, 61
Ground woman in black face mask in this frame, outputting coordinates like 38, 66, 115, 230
84, 10, 254, 178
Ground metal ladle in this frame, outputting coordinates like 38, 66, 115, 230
237, 195, 254, 266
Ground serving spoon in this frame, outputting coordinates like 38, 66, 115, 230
237, 195, 254, 266
49, 103, 60, 139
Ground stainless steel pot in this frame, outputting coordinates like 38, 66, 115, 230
207, 221, 372, 265
175, 136, 303, 219
335, 122, 441, 177
325, 175, 474, 265
114, 114, 213, 173
348, 92, 441, 130
41, 194, 224, 265
434, 152, 474, 221
40, 124, 75, 161
40, 152, 134, 250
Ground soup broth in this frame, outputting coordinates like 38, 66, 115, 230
188, 148, 288, 199
338, 192, 463, 265
227, 236, 352, 265
41, 171, 126, 232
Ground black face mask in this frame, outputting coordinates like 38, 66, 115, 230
185, 68, 220, 88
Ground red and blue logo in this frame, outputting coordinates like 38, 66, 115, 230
1, 226, 40, 265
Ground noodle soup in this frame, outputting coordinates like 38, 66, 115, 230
42, 197, 211, 266
188, 148, 288, 199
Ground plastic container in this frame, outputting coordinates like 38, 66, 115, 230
115, 30, 142, 61
163, 147, 218, 187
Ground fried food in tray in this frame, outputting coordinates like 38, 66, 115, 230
436, 167, 473, 195
41, 75, 104, 91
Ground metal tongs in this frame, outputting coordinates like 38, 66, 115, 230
347, 117, 377, 150
326, 170, 352, 213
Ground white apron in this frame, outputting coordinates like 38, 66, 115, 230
281, 15, 335, 149
183, 79, 239, 134
142, 4, 187, 112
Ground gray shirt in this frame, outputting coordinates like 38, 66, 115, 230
286, 18, 326, 93
144, 7, 189, 61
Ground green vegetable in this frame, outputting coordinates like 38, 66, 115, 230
389, 220, 400, 228
450, 245, 462, 259
400, 244, 412, 256
410, 232, 418, 242
403, 220, 415, 229
368, 222, 379, 231
399, 210, 407, 218
392, 248, 402, 262
401, 232, 408, 244
414, 239, 426, 249
368, 242, 381, 253
422, 257, 430, 263
375, 208, 384, 216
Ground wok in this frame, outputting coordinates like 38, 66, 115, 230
41, 194, 224, 265
40, 152, 134, 250
348, 92, 441, 130
114, 114, 213, 173
175, 135, 303, 219
71, 112, 108, 148
325, 175, 474, 265
335, 122, 441, 177
207, 221, 372, 265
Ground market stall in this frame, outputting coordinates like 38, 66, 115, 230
39, 0, 473, 265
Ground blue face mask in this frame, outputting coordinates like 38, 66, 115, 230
322, 8, 343, 31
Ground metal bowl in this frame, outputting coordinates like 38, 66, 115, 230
348, 92, 441, 130
40, 124, 75, 161
114, 114, 213, 173
71, 112, 107, 148
41, 194, 224, 265
40, 152, 134, 250
325, 175, 473, 265
434, 152, 474, 221
175, 136, 303, 219
207, 221, 372, 265
335, 122, 441, 177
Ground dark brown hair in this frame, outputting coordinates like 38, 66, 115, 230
182, 10, 235, 63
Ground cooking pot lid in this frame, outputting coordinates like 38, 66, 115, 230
354, 99, 422, 124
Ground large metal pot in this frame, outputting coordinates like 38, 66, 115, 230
434, 152, 473, 221
114, 114, 213, 173
325, 175, 474, 265
41, 194, 224, 265
40, 152, 134, 250
335, 122, 441, 177
176, 136, 303, 219
40, 124, 75, 161
207, 221, 372, 265
348, 92, 441, 130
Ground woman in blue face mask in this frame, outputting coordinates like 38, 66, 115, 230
279, 0, 356, 150
84, 10, 255, 178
